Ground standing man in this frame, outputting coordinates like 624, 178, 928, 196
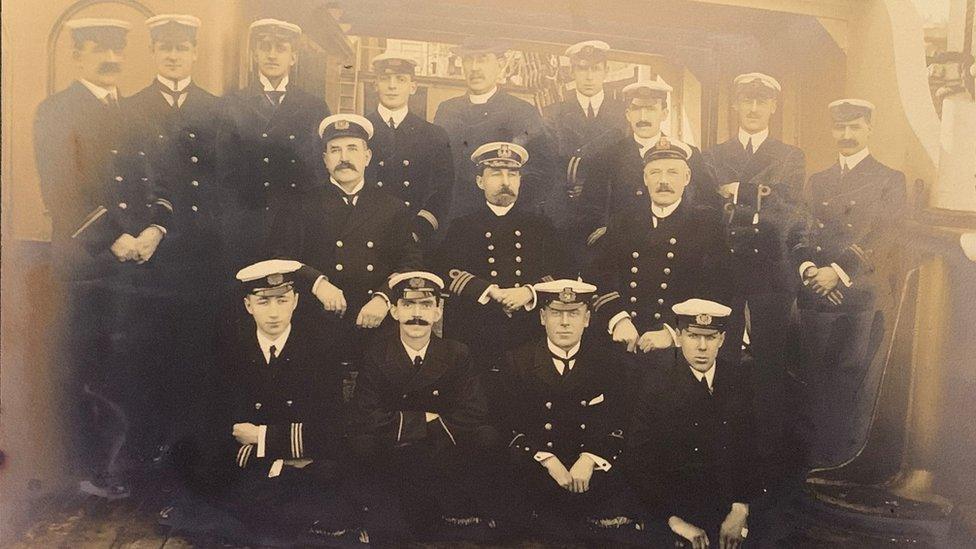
216, 18, 330, 272
629, 299, 758, 548
577, 80, 714, 246
33, 18, 173, 498
126, 13, 223, 460
201, 259, 365, 544
586, 138, 729, 364
435, 142, 568, 377
365, 51, 454, 246
542, 41, 628, 264
274, 114, 421, 368
702, 72, 805, 450
433, 37, 552, 226
349, 272, 498, 540
498, 280, 642, 543
792, 99, 906, 467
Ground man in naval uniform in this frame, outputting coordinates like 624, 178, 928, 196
586, 138, 729, 369
215, 18, 331, 272
272, 114, 421, 368
33, 18, 173, 498
541, 40, 628, 266
349, 272, 498, 541
702, 72, 806, 453
126, 13, 223, 462
792, 99, 906, 467
577, 80, 714, 246
203, 260, 365, 544
498, 280, 643, 543
433, 36, 553, 226
629, 299, 758, 549
364, 51, 453, 246
434, 141, 569, 379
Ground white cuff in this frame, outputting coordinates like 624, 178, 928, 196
662, 324, 678, 346
799, 261, 817, 280
149, 224, 167, 235
268, 458, 284, 478
312, 275, 329, 294
372, 292, 391, 308
256, 425, 267, 458
478, 284, 498, 305
829, 263, 853, 288
731, 502, 750, 516
581, 452, 612, 471
534, 451, 555, 466
524, 285, 538, 311
728, 181, 741, 204
608, 311, 631, 334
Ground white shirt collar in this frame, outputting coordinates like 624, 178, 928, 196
468, 86, 498, 104
634, 132, 662, 152
651, 197, 682, 219
689, 361, 716, 391
738, 127, 769, 151
576, 89, 605, 116
839, 147, 870, 171
547, 339, 581, 374
486, 202, 515, 217
156, 74, 192, 92
78, 78, 117, 102
259, 73, 289, 92
377, 104, 409, 129
402, 339, 431, 363
330, 176, 364, 200
256, 324, 292, 365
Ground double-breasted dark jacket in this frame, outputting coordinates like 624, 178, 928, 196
703, 136, 806, 294
364, 110, 454, 242
499, 338, 627, 467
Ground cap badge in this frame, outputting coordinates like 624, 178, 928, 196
559, 288, 577, 303
580, 45, 595, 56
335, 119, 349, 130
267, 273, 284, 286
695, 313, 712, 326
657, 136, 671, 149
498, 144, 513, 159
408, 277, 426, 289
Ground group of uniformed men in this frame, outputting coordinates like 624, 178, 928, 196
34, 12, 906, 547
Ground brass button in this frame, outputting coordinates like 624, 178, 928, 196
115, 175, 123, 182
544, 423, 552, 430
377, 181, 384, 187
263, 157, 270, 163
632, 251, 639, 259
667, 252, 675, 259
336, 240, 343, 247
515, 243, 522, 249
485, 232, 492, 238
191, 180, 199, 187
488, 257, 495, 264
191, 205, 199, 212
366, 264, 374, 271
664, 268, 671, 274
487, 244, 495, 251
490, 270, 498, 277
118, 202, 127, 209
545, 402, 552, 409
629, 281, 637, 288
367, 241, 374, 248
403, 181, 410, 187
190, 156, 198, 163
515, 270, 522, 276
515, 230, 522, 237
579, 424, 586, 430
631, 267, 638, 274
630, 296, 637, 303
657, 298, 664, 305
661, 283, 668, 289
378, 161, 385, 167
669, 237, 677, 244
654, 313, 661, 319
546, 442, 553, 448
335, 264, 343, 271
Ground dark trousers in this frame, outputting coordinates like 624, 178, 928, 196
209, 459, 358, 534
799, 307, 885, 467
722, 291, 796, 451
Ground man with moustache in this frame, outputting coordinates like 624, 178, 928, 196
349, 272, 498, 540
702, 73, 805, 454
586, 138, 729, 367
216, 19, 330, 272
125, 14, 223, 463
33, 18, 173, 498
433, 37, 552, 225
364, 51, 453, 247
498, 280, 643, 543
201, 260, 365, 544
273, 114, 421, 368
792, 99, 906, 467
435, 142, 568, 378
629, 299, 758, 549
542, 41, 628, 264
578, 80, 714, 246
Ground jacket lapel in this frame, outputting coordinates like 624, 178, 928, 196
531, 340, 564, 389
339, 186, 381, 237
402, 337, 451, 394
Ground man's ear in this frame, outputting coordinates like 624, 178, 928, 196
432, 304, 443, 323
409, 81, 418, 95
475, 173, 485, 190
389, 304, 401, 321
539, 309, 546, 326
362, 143, 373, 167
291, 292, 300, 309
243, 296, 254, 315
583, 309, 591, 328
770, 99, 778, 115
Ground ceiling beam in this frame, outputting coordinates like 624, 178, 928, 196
688, 0, 853, 21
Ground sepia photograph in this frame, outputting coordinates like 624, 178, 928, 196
1, 0, 975, 546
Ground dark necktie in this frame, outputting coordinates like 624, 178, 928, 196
268, 345, 278, 366
342, 192, 359, 207
413, 355, 424, 369
105, 93, 120, 110
266, 91, 285, 107
156, 80, 186, 108
840, 162, 849, 178
388, 116, 396, 130
745, 138, 754, 155
552, 353, 577, 375
700, 376, 712, 395
587, 102, 595, 119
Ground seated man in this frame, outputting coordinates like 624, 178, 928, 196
202, 259, 365, 544
498, 279, 643, 543
629, 298, 759, 548
348, 271, 499, 541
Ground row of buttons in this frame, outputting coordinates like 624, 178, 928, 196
485, 230, 523, 238
377, 159, 411, 167
254, 400, 294, 409
260, 133, 297, 140
335, 264, 375, 272
335, 240, 375, 248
